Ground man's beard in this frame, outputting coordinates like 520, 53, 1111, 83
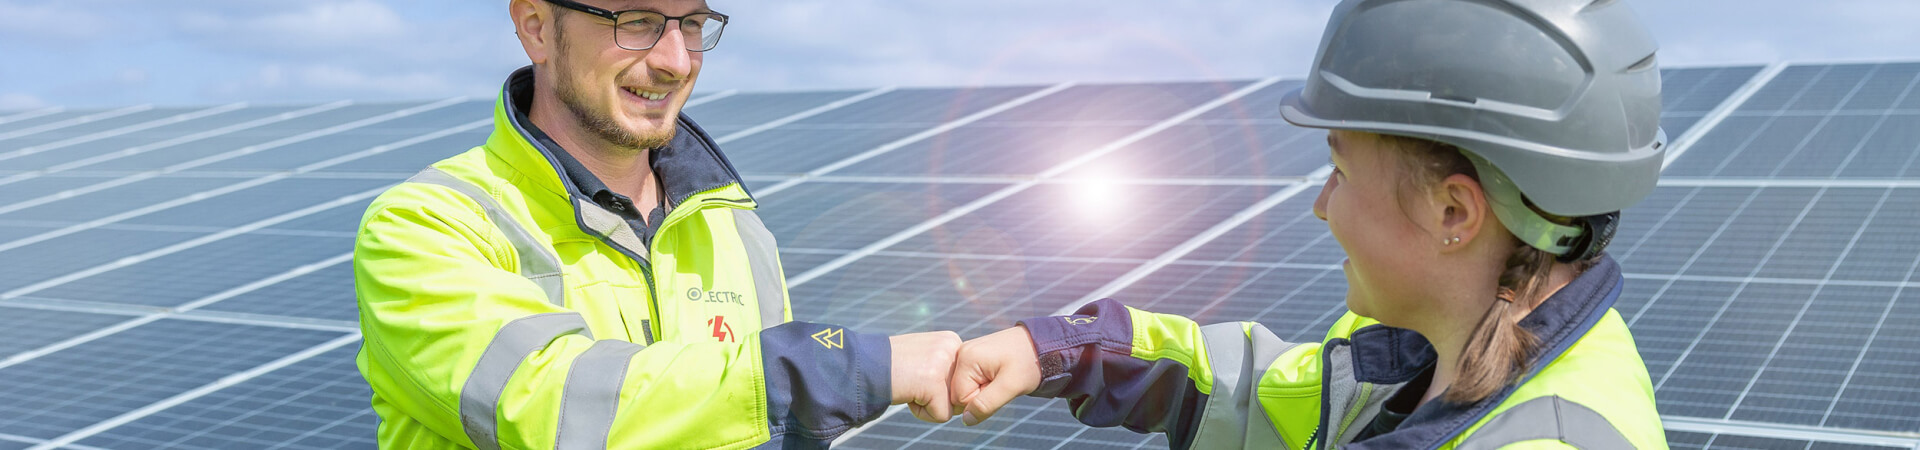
555, 77, 675, 152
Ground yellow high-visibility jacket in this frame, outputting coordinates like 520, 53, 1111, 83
354, 67, 890, 449
1020, 256, 1666, 449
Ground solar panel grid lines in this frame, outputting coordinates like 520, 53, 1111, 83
711, 86, 895, 144
0, 118, 481, 256
0, 107, 64, 126
0, 103, 249, 163
0, 98, 470, 216
6, 64, 1920, 448
1721, 187, 1896, 420
1671, 62, 1920, 178
0, 105, 153, 142
0, 101, 355, 186
753, 82, 1077, 197
67, 346, 376, 450
25, 334, 364, 450
1664, 63, 1782, 168
1821, 245, 1920, 427
0, 320, 346, 442
1663, 416, 1920, 449
790, 77, 1283, 289
0, 183, 386, 301
1060, 168, 1328, 314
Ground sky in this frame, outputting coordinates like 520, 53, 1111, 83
4, 0, 1920, 109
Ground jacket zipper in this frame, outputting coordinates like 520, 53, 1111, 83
642, 193, 755, 344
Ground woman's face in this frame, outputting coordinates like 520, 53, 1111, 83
1314, 130, 1447, 324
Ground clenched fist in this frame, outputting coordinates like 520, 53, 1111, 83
948, 326, 1043, 426
890, 331, 962, 423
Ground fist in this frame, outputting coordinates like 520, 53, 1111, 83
890, 331, 962, 423
948, 326, 1043, 426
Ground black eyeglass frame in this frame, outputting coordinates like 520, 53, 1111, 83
543, 0, 729, 52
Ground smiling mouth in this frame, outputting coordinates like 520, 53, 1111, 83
624, 87, 669, 101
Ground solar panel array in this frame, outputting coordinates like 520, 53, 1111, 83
0, 62, 1915, 449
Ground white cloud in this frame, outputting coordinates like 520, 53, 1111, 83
0, 1, 109, 43
0, 92, 48, 109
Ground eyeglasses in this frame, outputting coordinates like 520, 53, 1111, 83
543, 0, 728, 52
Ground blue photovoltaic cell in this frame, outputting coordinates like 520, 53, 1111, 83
27, 233, 352, 308
115, 177, 396, 229
264, 201, 379, 235
1659, 66, 1765, 137
73, 345, 375, 450
73, 103, 429, 172
0, 319, 342, 440
723, 87, 1057, 175
188, 101, 493, 172
0, 176, 239, 224
832, 81, 1254, 176
1667, 431, 1907, 450
685, 90, 869, 131
310, 129, 488, 174
0, 109, 95, 135
778, 249, 848, 279
0, 107, 209, 150
0, 175, 139, 208
0, 307, 132, 359
1668, 63, 1920, 177
833, 123, 1150, 176
0, 106, 308, 172
0, 228, 206, 293
199, 262, 358, 323
7, 67, 1920, 448
881, 183, 1270, 261
756, 181, 1009, 250
724, 126, 944, 175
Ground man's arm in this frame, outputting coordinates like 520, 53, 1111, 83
355, 186, 955, 449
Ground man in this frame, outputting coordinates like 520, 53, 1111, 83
353, 0, 958, 448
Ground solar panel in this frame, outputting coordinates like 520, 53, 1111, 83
0, 320, 343, 442
1668, 63, 1920, 177
70, 345, 375, 450
1, 63, 1915, 449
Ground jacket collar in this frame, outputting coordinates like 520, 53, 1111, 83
1345, 255, 1626, 449
486, 65, 751, 209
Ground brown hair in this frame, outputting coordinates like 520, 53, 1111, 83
1375, 133, 1598, 403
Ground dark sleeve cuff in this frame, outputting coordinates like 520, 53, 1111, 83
758, 321, 892, 444
1016, 298, 1135, 398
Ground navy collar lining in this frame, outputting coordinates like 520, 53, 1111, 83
1344, 256, 1625, 449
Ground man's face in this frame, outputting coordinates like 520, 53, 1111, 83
549, 0, 707, 152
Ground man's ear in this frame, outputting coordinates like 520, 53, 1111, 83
1435, 173, 1489, 251
510, 0, 553, 65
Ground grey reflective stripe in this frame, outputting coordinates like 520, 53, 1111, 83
1454, 396, 1636, 450
730, 209, 788, 327
1320, 342, 1406, 446
576, 198, 648, 258
460, 313, 594, 450
556, 339, 645, 449
1189, 322, 1299, 450
408, 168, 566, 306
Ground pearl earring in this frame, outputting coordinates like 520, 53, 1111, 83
1444, 236, 1461, 245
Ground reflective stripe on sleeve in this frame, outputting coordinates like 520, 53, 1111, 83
408, 167, 567, 306
555, 339, 646, 449
1454, 395, 1635, 450
1189, 322, 1298, 450
460, 312, 594, 450
730, 209, 789, 327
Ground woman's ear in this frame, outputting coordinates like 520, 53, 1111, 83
1435, 173, 1489, 251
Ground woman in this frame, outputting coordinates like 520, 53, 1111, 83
947, 0, 1669, 448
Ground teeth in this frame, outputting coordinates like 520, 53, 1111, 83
628, 88, 667, 101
